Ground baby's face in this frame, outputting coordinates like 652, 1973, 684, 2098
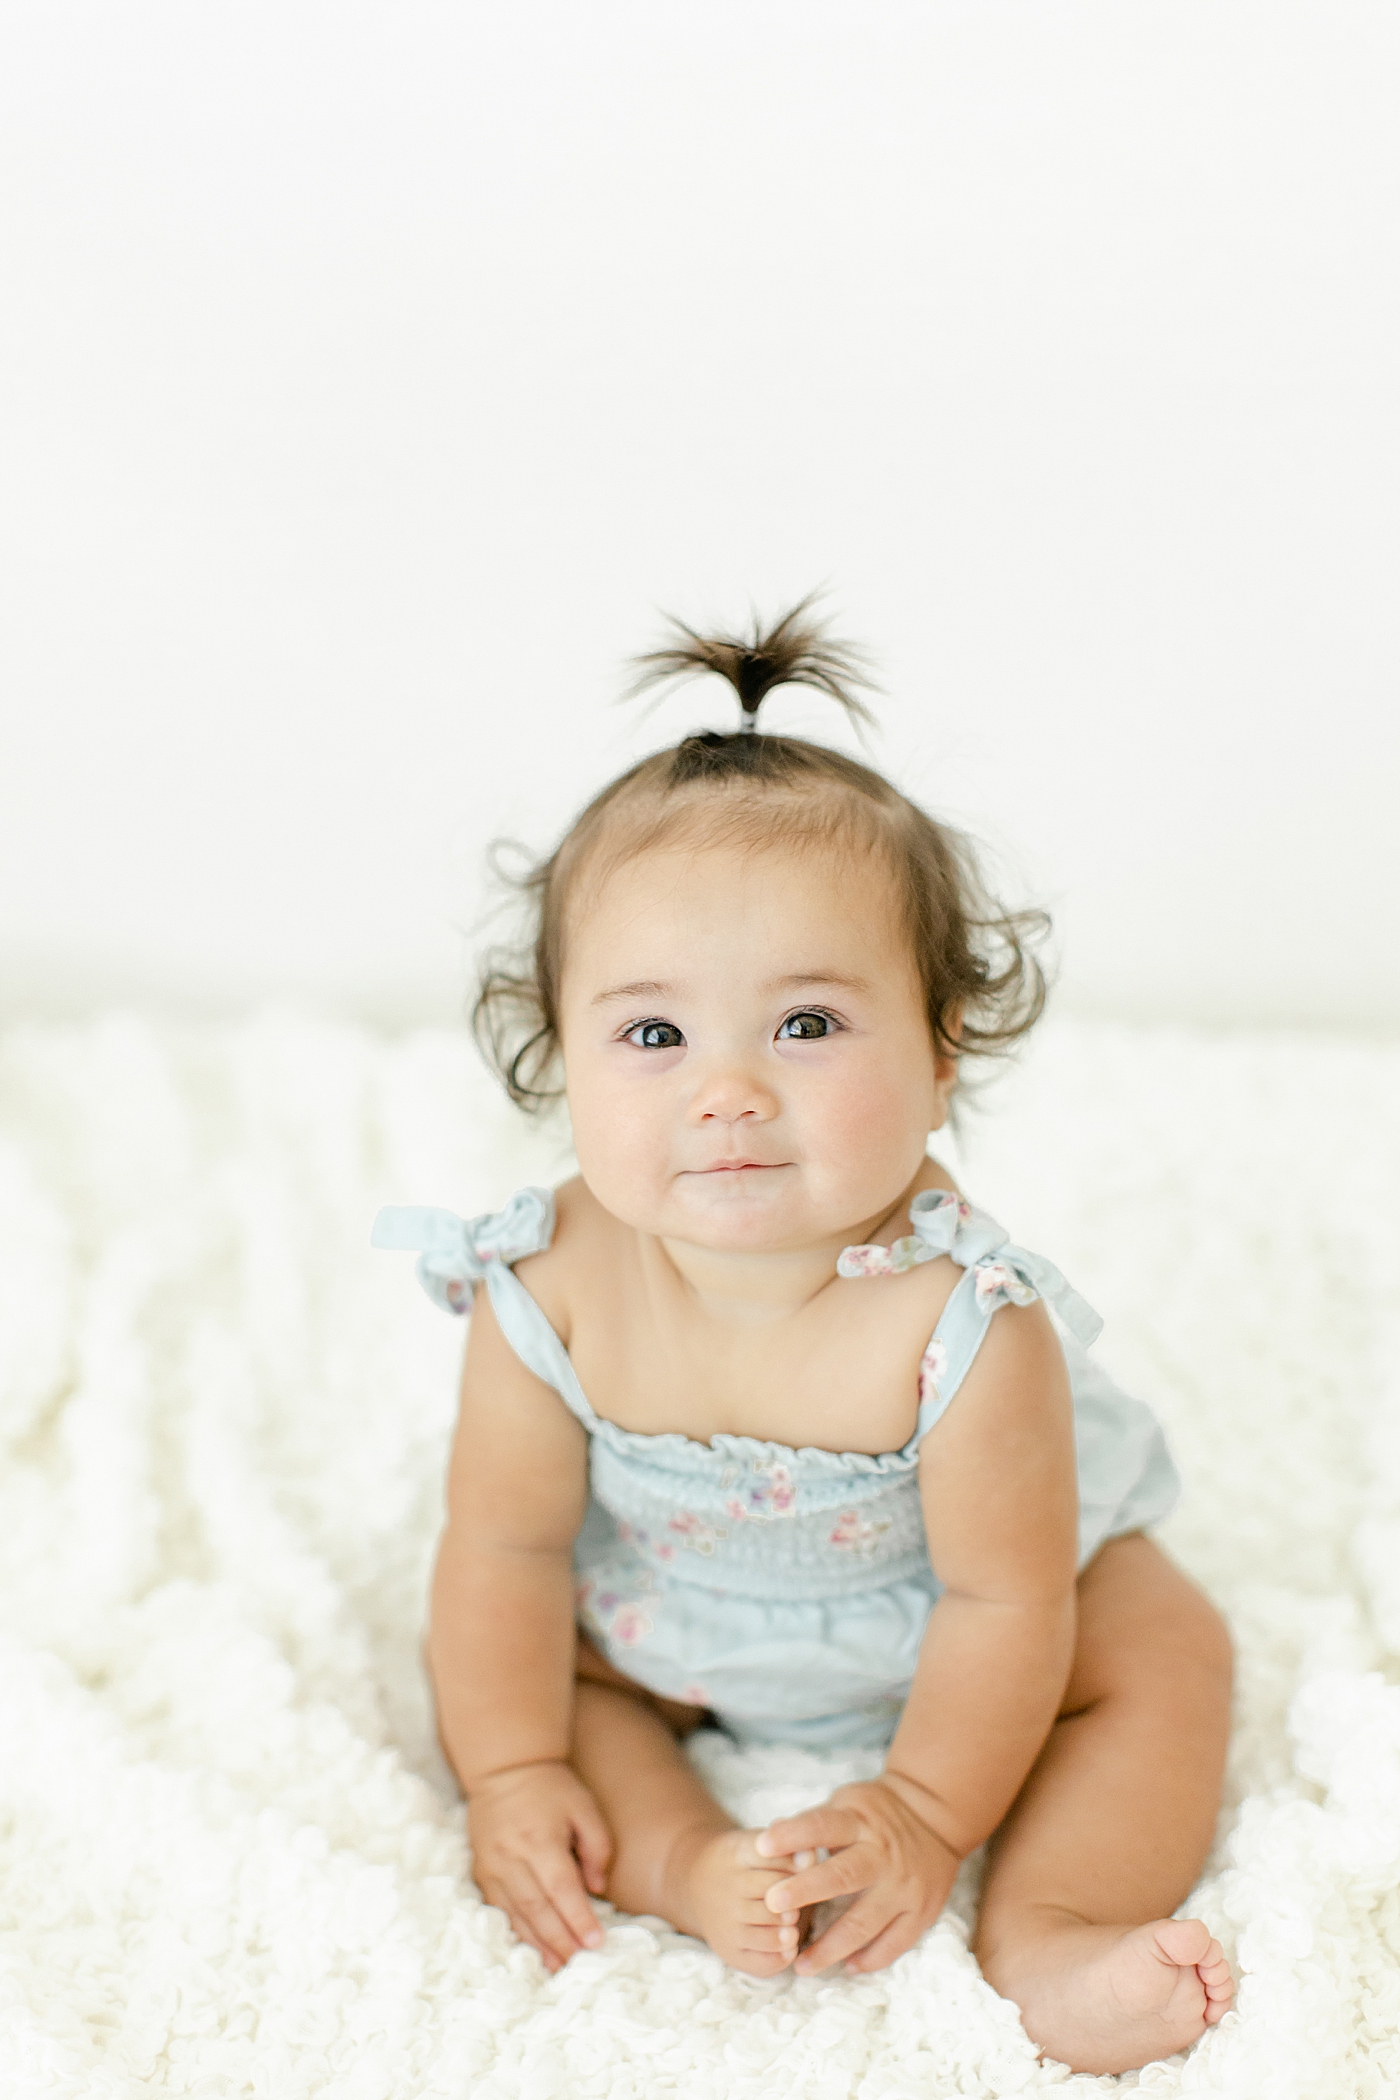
558, 838, 956, 1255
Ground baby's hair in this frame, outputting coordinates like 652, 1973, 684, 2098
474, 600, 1049, 1110
626, 591, 878, 739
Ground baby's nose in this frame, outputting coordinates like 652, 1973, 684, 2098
692, 1069, 779, 1123
702, 1098, 764, 1123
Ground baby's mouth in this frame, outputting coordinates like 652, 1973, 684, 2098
693, 1160, 787, 1174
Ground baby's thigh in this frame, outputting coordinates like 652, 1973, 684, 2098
1061, 1533, 1233, 1719
574, 1630, 709, 1737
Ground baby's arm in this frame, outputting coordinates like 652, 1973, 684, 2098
759, 1299, 1079, 1972
430, 1285, 609, 1970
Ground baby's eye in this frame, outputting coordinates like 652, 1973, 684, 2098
777, 1010, 834, 1041
625, 1020, 686, 1050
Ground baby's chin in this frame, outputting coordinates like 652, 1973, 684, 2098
649, 1167, 858, 1253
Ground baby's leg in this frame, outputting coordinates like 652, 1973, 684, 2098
571, 1639, 800, 1975
973, 1534, 1234, 2074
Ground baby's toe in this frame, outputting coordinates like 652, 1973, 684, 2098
1198, 1941, 1234, 1993
1153, 1917, 1213, 1969
733, 1909, 796, 1972
731, 1946, 793, 1978
684, 1828, 806, 1976
1200, 1953, 1235, 2021
733, 1829, 788, 1867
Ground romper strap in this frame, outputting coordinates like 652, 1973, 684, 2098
480, 1267, 600, 1430
371, 1187, 599, 1430
895, 1204, 1104, 1452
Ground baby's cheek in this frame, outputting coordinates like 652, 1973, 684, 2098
570, 1088, 673, 1223
808, 1069, 929, 1191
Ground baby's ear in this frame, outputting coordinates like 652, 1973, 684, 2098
929, 1006, 961, 1123
931, 1003, 965, 1100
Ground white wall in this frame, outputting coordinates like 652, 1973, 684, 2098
2, 1, 1397, 1030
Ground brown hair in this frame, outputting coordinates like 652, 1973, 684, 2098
474, 598, 1049, 1110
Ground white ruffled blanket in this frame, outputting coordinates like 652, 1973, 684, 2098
0, 1014, 1397, 2097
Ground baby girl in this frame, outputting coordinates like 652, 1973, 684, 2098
375, 604, 1235, 2075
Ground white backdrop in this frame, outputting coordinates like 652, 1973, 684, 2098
2, 1, 1397, 1029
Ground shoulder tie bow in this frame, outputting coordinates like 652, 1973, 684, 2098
370, 1185, 555, 1314
837, 1187, 1102, 1347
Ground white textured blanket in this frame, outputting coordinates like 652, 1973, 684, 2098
1, 1015, 1397, 2098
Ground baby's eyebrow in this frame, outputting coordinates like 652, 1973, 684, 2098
590, 970, 871, 1008
768, 971, 872, 994
591, 979, 674, 1006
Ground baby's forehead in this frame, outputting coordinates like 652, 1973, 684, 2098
564, 830, 913, 991
581, 782, 895, 892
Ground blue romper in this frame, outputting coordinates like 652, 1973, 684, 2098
374, 1186, 1180, 1751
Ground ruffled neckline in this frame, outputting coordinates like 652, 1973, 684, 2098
583, 1410, 931, 1473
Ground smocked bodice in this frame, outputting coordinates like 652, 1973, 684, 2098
372, 1184, 1104, 1603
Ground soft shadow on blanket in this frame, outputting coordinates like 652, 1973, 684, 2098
0, 1015, 1397, 2097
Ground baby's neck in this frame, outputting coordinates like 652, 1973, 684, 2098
655, 1191, 910, 1329
654, 1236, 840, 1328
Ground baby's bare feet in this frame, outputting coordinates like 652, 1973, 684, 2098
981, 1914, 1235, 2075
670, 1826, 802, 1977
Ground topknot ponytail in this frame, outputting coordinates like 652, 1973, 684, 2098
626, 592, 879, 748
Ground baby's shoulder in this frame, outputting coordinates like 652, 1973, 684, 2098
511, 1176, 627, 1347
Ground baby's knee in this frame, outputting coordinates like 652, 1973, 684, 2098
1072, 1538, 1233, 1710
1184, 1589, 1234, 1689
1139, 1565, 1233, 1692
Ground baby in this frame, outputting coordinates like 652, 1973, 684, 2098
375, 603, 1235, 2076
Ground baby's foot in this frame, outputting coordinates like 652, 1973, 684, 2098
670, 1826, 802, 1977
982, 1915, 1235, 2075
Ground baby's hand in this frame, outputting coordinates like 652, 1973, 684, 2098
756, 1777, 962, 1975
467, 1760, 612, 1971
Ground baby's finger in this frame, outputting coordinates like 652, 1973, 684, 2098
757, 1808, 862, 1861
570, 1799, 614, 1897
538, 1854, 605, 1953
478, 1874, 560, 1971
763, 1842, 878, 1914
795, 1892, 897, 1975
840, 1906, 926, 1975
512, 1872, 591, 1970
